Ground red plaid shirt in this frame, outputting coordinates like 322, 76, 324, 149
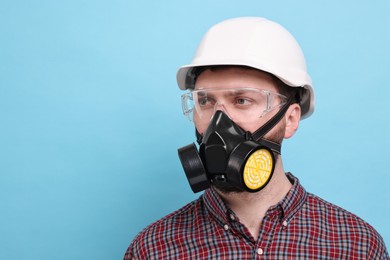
124, 174, 388, 259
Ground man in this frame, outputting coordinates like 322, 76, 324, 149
124, 17, 388, 259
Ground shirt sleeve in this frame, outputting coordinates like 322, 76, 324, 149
123, 238, 142, 260
368, 232, 389, 260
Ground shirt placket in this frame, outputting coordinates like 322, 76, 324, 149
254, 208, 282, 259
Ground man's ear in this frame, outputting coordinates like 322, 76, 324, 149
284, 104, 301, 139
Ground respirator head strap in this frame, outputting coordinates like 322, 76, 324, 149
257, 138, 281, 154
251, 96, 294, 142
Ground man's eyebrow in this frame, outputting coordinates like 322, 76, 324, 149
231, 89, 248, 94
197, 91, 207, 96
225, 89, 251, 96
196, 88, 252, 97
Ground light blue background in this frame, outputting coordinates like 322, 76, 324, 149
1, 0, 389, 259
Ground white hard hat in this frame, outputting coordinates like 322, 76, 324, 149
176, 17, 315, 119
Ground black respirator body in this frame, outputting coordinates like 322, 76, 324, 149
178, 94, 294, 193
179, 110, 280, 193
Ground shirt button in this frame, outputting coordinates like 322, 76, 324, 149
229, 214, 235, 221
282, 220, 288, 227
223, 224, 229, 231
257, 248, 263, 255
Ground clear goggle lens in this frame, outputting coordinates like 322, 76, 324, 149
181, 88, 288, 123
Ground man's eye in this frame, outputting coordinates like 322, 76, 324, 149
198, 98, 212, 106
236, 98, 251, 105
198, 99, 207, 105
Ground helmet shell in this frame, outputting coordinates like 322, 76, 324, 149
177, 17, 315, 119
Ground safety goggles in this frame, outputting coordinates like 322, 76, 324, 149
181, 87, 288, 123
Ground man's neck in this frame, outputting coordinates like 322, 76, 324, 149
215, 163, 292, 240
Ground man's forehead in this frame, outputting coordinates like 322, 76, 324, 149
195, 88, 257, 95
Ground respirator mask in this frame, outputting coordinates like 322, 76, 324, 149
178, 87, 295, 193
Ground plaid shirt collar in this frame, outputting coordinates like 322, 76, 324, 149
202, 173, 307, 226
